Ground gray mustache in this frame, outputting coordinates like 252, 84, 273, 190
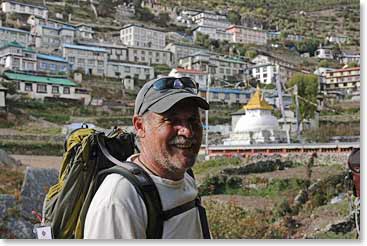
169, 136, 197, 145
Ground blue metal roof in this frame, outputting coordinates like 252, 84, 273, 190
61, 25, 76, 31
199, 87, 250, 94
63, 44, 107, 52
0, 26, 30, 34
6, 1, 47, 9
37, 53, 68, 63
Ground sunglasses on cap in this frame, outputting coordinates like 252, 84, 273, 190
152, 77, 199, 94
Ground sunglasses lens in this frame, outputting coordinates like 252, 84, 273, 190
180, 77, 196, 88
152, 77, 198, 93
152, 79, 166, 90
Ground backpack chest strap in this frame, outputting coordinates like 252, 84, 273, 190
162, 199, 198, 220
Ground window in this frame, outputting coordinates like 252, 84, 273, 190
63, 87, 70, 94
144, 68, 149, 73
88, 59, 95, 65
37, 84, 47, 93
213, 92, 219, 99
77, 58, 85, 65
68, 57, 75, 63
224, 94, 230, 100
49, 64, 56, 70
97, 61, 104, 66
40, 62, 47, 69
52, 86, 59, 94
124, 66, 130, 73
25, 83, 33, 91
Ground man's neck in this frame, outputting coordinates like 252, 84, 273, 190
136, 154, 185, 181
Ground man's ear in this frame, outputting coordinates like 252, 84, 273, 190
133, 115, 145, 138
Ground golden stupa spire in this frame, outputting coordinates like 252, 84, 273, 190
243, 85, 273, 110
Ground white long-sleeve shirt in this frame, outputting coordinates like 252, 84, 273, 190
84, 154, 203, 239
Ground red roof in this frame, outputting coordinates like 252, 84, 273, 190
175, 68, 207, 75
330, 67, 360, 73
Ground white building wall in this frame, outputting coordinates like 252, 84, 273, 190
120, 25, 166, 49
106, 62, 154, 80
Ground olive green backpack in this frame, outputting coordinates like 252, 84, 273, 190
42, 126, 211, 239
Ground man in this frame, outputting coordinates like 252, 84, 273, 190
84, 77, 210, 239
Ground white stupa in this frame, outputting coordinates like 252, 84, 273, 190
223, 86, 288, 145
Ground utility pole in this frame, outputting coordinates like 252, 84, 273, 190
205, 74, 211, 160
275, 70, 290, 143
294, 84, 302, 143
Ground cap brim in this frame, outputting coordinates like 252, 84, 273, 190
148, 92, 209, 113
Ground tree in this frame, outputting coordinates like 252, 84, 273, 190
154, 12, 170, 27
135, 7, 155, 21
227, 10, 241, 25
295, 38, 320, 55
287, 73, 318, 122
245, 50, 257, 59
347, 61, 359, 68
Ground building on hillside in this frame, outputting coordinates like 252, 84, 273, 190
192, 26, 233, 42
326, 35, 349, 44
315, 47, 334, 59
2, 71, 91, 105
62, 44, 108, 76
246, 63, 278, 85
77, 41, 128, 62
120, 24, 166, 49
106, 61, 154, 81
32, 24, 76, 50
168, 68, 208, 88
1, 1, 48, 19
223, 86, 288, 145
165, 43, 208, 62
337, 52, 360, 65
323, 67, 360, 95
0, 85, 8, 110
198, 87, 251, 105
127, 46, 174, 67
191, 11, 230, 29
251, 54, 299, 85
36, 53, 70, 75
179, 52, 248, 81
75, 24, 95, 40
267, 31, 304, 42
0, 41, 37, 72
226, 25, 267, 45
0, 26, 31, 47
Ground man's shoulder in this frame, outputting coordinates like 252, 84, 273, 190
94, 173, 141, 205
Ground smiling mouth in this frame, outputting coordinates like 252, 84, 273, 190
175, 144, 192, 149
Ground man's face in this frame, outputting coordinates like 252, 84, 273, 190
141, 100, 203, 173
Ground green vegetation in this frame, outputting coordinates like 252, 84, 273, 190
203, 200, 287, 239
287, 73, 318, 122
0, 141, 63, 155
0, 165, 24, 195
194, 157, 243, 175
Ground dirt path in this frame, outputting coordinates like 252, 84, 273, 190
11, 155, 62, 170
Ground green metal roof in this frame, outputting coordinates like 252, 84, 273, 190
3, 72, 78, 86
1, 41, 36, 52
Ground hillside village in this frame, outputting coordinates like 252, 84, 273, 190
0, 0, 361, 239
0, 0, 360, 144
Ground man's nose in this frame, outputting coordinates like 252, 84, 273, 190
177, 121, 194, 138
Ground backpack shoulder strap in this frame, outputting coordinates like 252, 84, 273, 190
95, 134, 164, 239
